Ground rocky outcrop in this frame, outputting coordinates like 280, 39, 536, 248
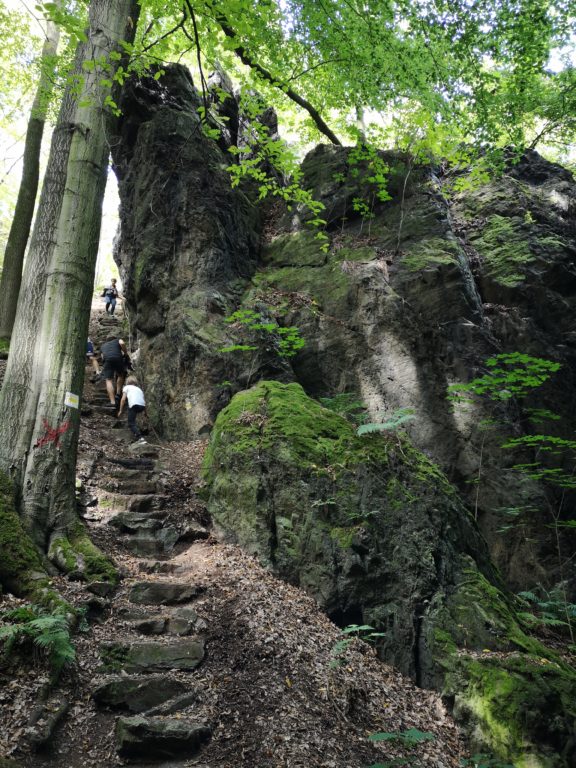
112, 65, 261, 437
113, 65, 576, 590
111, 64, 576, 765
203, 380, 576, 766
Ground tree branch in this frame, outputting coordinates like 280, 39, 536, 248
140, 15, 186, 54
183, 0, 209, 118
215, 16, 342, 145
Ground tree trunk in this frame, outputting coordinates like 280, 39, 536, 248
0, 13, 61, 342
0, 0, 139, 578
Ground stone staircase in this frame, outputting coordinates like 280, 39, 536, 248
78, 302, 212, 761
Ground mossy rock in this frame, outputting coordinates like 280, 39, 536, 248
428, 569, 576, 766
401, 237, 460, 272
251, 261, 350, 315
263, 230, 327, 268
203, 381, 487, 673
203, 382, 576, 766
49, 522, 118, 585
468, 215, 534, 287
0, 471, 44, 595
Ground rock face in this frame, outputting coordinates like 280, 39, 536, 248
113, 65, 576, 766
203, 381, 576, 766
112, 65, 261, 438
113, 65, 576, 591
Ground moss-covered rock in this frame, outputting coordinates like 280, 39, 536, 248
49, 522, 118, 585
203, 382, 576, 767
0, 471, 44, 595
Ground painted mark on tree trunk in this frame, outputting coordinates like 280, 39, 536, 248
34, 419, 71, 449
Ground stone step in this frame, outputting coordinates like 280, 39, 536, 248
92, 675, 188, 713
109, 468, 154, 480
100, 637, 205, 673
96, 492, 169, 514
124, 528, 179, 557
108, 512, 164, 534
128, 442, 160, 458
138, 561, 181, 575
132, 607, 207, 637
99, 478, 159, 495
129, 494, 169, 513
115, 716, 210, 759
129, 582, 205, 606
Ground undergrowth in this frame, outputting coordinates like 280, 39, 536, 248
0, 603, 76, 678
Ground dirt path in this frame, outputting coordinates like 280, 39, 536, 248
0, 301, 467, 768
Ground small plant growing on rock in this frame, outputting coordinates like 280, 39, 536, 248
219, 307, 305, 386
357, 407, 415, 436
448, 352, 576, 639
320, 393, 367, 427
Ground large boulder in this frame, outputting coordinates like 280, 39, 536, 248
203, 381, 576, 766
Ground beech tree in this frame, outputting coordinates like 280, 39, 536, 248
0, 5, 62, 343
0, 0, 139, 589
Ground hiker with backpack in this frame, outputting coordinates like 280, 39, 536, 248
117, 376, 147, 444
102, 278, 119, 316
100, 335, 128, 409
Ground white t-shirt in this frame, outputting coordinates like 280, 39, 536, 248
123, 384, 145, 408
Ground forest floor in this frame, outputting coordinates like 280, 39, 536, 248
0, 299, 468, 768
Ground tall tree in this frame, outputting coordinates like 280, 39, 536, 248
0, 0, 139, 586
0, 5, 62, 343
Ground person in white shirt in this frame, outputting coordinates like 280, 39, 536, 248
118, 376, 147, 443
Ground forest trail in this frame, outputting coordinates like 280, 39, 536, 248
1, 299, 466, 768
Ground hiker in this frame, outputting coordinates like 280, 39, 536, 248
118, 375, 147, 444
86, 337, 100, 378
102, 278, 119, 316
100, 335, 128, 408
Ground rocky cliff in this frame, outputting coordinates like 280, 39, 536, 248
112, 65, 576, 766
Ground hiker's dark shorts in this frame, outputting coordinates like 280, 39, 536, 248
101, 356, 125, 381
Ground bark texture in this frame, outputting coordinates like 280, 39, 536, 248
0, 14, 61, 341
0, 0, 139, 559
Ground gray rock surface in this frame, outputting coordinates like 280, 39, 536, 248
115, 715, 210, 758
100, 638, 205, 672
129, 581, 204, 605
92, 676, 187, 713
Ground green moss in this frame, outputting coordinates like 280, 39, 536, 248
334, 245, 377, 262
252, 262, 350, 313
431, 569, 576, 765
454, 653, 576, 766
433, 628, 457, 656
263, 230, 327, 267
184, 308, 226, 345
0, 472, 44, 595
203, 381, 393, 480
401, 237, 459, 272
469, 215, 534, 287
329, 525, 360, 548
0, 338, 9, 358
49, 523, 118, 585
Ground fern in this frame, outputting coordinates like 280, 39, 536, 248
320, 393, 367, 426
357, 407, 415, 436
516, 584, 576, 634
0, 604, 75, 675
